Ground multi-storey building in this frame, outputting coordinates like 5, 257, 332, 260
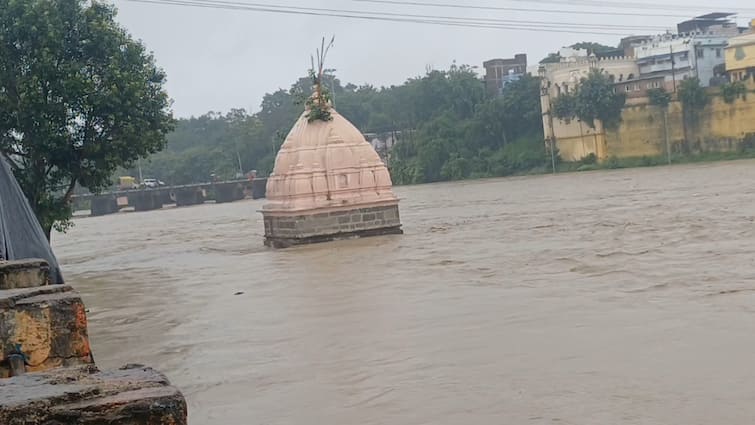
726, 20, 755, 82
483, 54, 527, 96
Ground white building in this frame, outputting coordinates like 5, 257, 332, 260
558, 47, 590, 62
635, 33, 729, 88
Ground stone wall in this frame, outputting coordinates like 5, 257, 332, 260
0, 285, 92, 376
0, 365, 186, 425
0, 259, 187, 424
552, 80, 755, 161
264, 204, 402, 247
0, 260, 91, 377
0, 260, 50, 289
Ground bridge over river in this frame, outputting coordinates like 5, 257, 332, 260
71, 178, 267, 216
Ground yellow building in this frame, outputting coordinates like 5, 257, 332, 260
539, 57, 639, 161
726, 24, 755, 82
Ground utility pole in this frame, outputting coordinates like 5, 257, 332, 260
547, 102, 557, 175
236, 150, 244, 176
670, 45, 677, 92
663, 109, 671, 165
137, 158, 143, 182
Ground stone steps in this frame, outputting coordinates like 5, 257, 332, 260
0, 259, 50, 289
0, 259, 187, 424
0, 284, 92, 377
0, 364, 186, 424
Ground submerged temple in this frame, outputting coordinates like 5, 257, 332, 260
262, 94, 402, 248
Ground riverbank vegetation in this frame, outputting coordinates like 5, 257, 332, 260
134, 64, 755, 188
566, 150, 755, 173
0, 0, 174, 237
134, 64, 548, 185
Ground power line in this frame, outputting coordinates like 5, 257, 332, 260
352, 0, 690, 19
501, 0, 755, 14
123, 0, 657, 35
128, 0, 672, 31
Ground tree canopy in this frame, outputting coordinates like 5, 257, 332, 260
552, 69, 626, 129
540, 42, 618, 63
135, 64, 548, 187
0, 0, 174, 237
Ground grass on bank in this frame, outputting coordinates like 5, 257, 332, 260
567, 150, 755, 173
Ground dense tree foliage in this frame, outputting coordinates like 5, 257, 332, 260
648, 88, 672, 108
720, 81, 747, 104
678, 78, 709, 148
678, 78, 709, 111
569, 42, 618, 55
137, 64, 548, 186
552, 69, 626, 129
0, 0, 174, 237
540, 42, 617, 64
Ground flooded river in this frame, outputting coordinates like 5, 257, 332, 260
54, 160, 755, 424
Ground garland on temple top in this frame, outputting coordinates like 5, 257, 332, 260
305, 36, 335, 123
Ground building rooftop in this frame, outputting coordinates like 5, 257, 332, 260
727, 32, 755, 48
677, 12, 739, 35
694, 12, 736, 20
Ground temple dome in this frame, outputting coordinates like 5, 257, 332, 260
263, 106, 398, 213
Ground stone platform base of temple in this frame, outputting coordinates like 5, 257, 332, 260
0, 364, 187, 425
263, 204, 402, 248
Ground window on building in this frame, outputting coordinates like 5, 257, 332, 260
716, 48, 722, 58
696, 48, 704, 58
619, 74, 624, 82
625, 85, 631, 92
634, 84, 640, 91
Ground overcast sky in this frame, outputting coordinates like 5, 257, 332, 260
110, 0, 753, 118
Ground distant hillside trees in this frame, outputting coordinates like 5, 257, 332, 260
137, 64, 548, 186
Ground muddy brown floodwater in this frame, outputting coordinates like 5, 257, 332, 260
54, 160, 755, 425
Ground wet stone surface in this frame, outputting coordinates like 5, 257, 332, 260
0, 364, 187, 425
0, 259, 49, 290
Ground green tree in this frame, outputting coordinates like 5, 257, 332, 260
574, 69, 626, 129
678, 78, 708, 111
388, 69, 545, 184
540, 53, 562, 64
552, 69, 626, 129
678, 78, 708, 148
540, 42, 617, 64
138, 63, 544, 188
720, 81, 747, 104
569, 42, 617, 55
0, 0, 174, 238
648, 88, 673, 163
648, 88, 672, 108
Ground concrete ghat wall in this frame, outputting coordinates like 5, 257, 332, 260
0, 260, 188, 424
555, 82, 755, 160
264, 204, 401, 246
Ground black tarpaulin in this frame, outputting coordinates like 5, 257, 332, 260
0, 154, 64, 284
